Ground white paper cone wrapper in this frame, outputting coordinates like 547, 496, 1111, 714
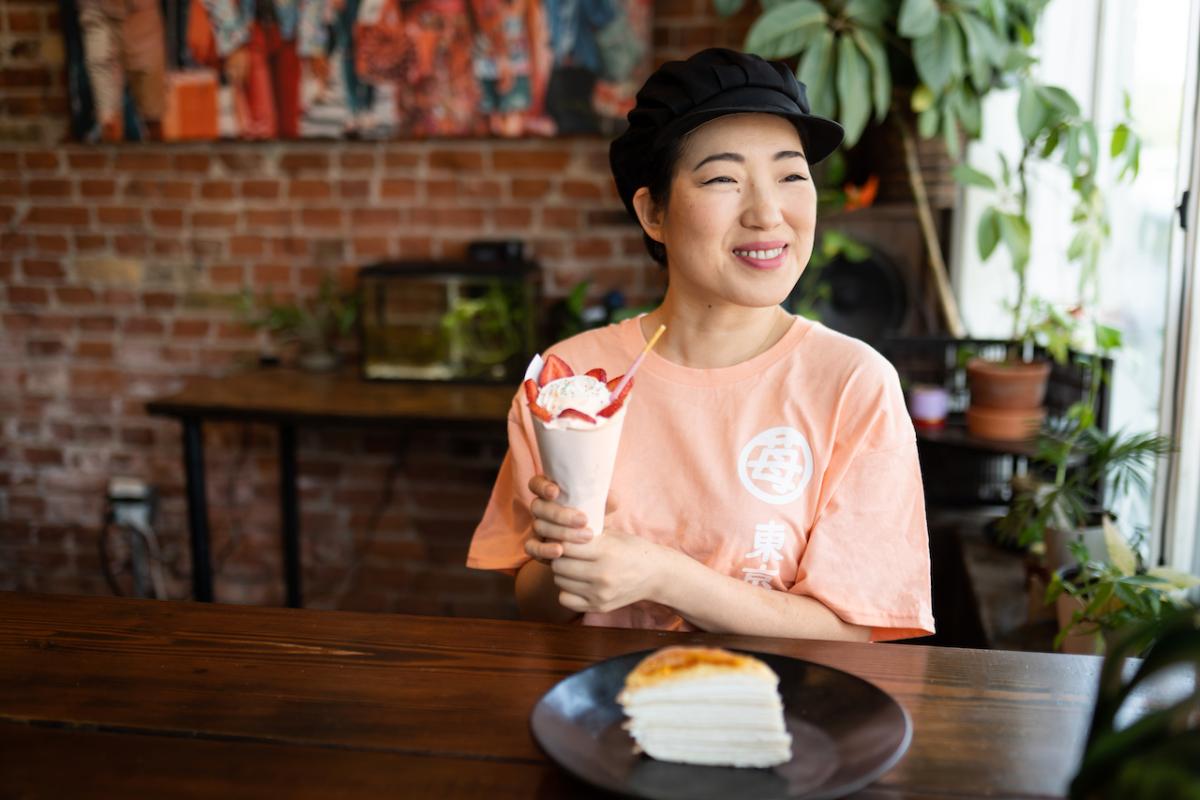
532, 405, 627, 535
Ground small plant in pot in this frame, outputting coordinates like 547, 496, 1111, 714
237, 274, 360, 371
1046, 517, 1199, 655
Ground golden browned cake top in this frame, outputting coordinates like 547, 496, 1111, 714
622, 646, 775, 690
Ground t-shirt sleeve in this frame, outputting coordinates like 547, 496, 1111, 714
788, 357, 935, 642
466, 394, 540, 576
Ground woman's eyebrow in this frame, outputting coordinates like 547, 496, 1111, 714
692, 150, 808, 170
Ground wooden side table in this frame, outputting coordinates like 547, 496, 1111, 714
147, 369, 513, 607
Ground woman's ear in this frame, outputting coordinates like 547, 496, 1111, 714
632, 187, 665, 245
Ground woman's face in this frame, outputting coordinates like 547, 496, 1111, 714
636, 113, 817, 310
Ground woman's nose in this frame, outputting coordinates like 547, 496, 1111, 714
740, 182, 785, 229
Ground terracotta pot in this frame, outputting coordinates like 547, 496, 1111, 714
966, 357, 1052, 409
965, 404, 1045, 441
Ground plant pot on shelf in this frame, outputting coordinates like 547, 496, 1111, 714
965, 358, 1052, 441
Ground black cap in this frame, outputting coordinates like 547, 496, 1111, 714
609, 48, 844, 219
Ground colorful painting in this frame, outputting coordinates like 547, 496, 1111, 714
60, 0, 652, 141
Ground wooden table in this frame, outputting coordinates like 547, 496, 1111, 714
146, 370, 513, 607
0, 592, 1105, 799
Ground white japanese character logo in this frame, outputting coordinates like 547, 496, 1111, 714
737, 426, 813, 505
741, 566, 781, 589
744, 521, 786, 563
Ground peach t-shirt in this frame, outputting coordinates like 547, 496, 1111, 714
467, 316, 935, 641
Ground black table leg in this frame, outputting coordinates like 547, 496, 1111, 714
279, 423, 302, 608
182, 418, 213, 602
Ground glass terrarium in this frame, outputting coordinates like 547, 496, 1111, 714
358, 260, 538, 383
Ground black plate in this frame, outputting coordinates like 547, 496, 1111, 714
530, 649, 911, 800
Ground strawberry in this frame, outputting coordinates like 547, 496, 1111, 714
558, 408, 596, 424
606, 375, 633, 403
522, 379, 540, 405
538, 354, 574, 387
529, 401, 553, 423
585, 367, 608, 383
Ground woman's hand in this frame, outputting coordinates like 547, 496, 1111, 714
524, 475, 597, 562
550, 529, 668, 614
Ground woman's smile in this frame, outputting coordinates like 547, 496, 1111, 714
732, 241, 789, 270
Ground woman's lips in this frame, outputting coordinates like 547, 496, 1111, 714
732, 243, 789, 270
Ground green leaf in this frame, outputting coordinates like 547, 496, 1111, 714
852, 28, 891, 122
953, 163, 996, 190
898, 0, 939, 37
713, 0, 745, 18
1066, 229, 1087, 262
913, 17, 965, 94
1146, 566, 1200, 590
917, 105, 940, 139
836, 34, 872, 147
1040, 125, 1060, 158
1103, 517, 1139, 577
954, 86, 982, 137
1040, 85, 1081, 117
745, 0, 827, 59
977, 206, 1001, 260
845, 0, 889, 27
998, 212, 1031, 270
942, 102, 961, 159
956, 11, 1001, 89
1017, 83, 1047, 142
798, 29, 837, 118
1094, 323, 1122, 351
1111, 123, 1129, 157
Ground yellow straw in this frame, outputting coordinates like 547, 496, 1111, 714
610, 324, 665, 399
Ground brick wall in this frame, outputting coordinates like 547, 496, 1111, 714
0, 0, 757, 614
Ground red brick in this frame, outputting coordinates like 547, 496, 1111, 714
279, 152, 330, 172
339, 151, 376, 170
410, 208, 485, 228
562, 180, 606, 199
33, 235, 70, 253
429, 150, 485, 171
353, 237, 391, 257
200, 180, 236, 200
171, 319, 210, 338
397, 237, 434, 258
428, 179, 503, 199
71, 367, 121, 393
337, 180, 370, 199
349, 207, 401, 227
126, 178, 193, 201
79, 315, 116, 332
152, 237, 184, 256
0, 204, 13, 225
0, 151, 17, 170
7, 10, 42, 32
23, 206, 89, 226
173, 153, 210, 173
67, 151, 108, 170
123, 317, 166, 336
76, 341, 113, 360
299, 208, 343, 228
56, 286, 97, 305
113, 234, 149, 255
493, 207, 533, 227
22, 259, 65, 279
192, 211, 238, 228
574, 238, 613, 258
150, 208, 184, 227
380, 179, 416, 198
209, 264, 245, 286
384, 152, 421, 168
246, 209, 290, 227
586, 209, 629, 227
493, 149, 571, 170
512, 178, 551, 198
271, 236, 308, 257
288, 179, 332, 200
121, 427, 155, 446
230, 235, 265, 257
542, 208, 580, 229
80, 179, 116, 197
242, 180, 280, 199
98, 206, 143, 225
104, 288, 137, 306
26, 339, 65, 357
24, 447, 63, 466
75, 234, 106, 252
21, 152, 59, 170
115, 152, 171, 172
143, 291, 176, 310
7, 286, 49, 305
28, 179, 70, 197
253, 264, 292, 285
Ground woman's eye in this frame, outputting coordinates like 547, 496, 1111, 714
701, 176, 736, 185
782, 174, 810, 183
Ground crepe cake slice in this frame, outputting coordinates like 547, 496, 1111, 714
616, 646, 793, 768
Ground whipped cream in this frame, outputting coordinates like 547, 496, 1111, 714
537, 376, 612, 429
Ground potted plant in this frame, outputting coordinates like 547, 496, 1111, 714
1068, 607, 1200, 798
1045, 517, 1198, 655
238, 273, 360, 371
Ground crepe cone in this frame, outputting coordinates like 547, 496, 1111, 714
532, 404, 627, 535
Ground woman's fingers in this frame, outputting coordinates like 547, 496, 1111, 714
533, 517, 593, 544
530, 496, 588, 530
524, 538, 563, 561
528, 475, 559, 501
558, 590, 590, 613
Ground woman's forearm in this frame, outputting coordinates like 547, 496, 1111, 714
515, 559, 581, 624
652, 548, 871, 642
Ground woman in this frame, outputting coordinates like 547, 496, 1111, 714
468, 48, 935, 643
